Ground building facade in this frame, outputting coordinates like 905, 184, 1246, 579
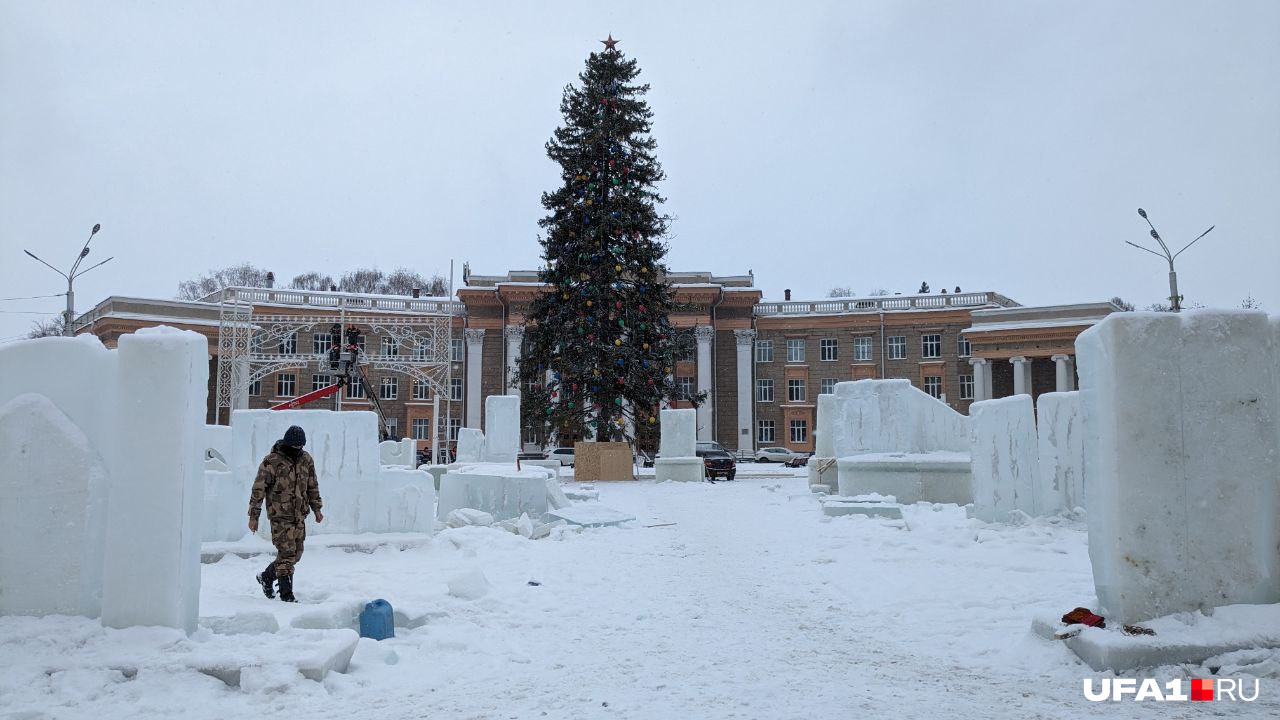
74, 275, 1117, 458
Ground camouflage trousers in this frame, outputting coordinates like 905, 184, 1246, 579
269, 519, 307, 577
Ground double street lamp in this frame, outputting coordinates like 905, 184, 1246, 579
1126, 209, 1214, 312
24, 223, 110, 336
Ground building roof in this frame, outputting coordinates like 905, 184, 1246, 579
754, 291, 1019, 318
964, 301, 1121, 334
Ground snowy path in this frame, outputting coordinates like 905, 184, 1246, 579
3, 477, 1279, 719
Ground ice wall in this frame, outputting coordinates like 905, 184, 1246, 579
1078, 310, 1280, 624
829, 379, 968, 458
969, 395, 1041, 522
204, 424, 232, 468
101, 328, 207, 634
658, 409, 696, 457
0, 330, 209, 632
456, 428, 486, 463
814, 393, 836, 458
202, 469, 247, 542
1035, 391, 1084, 515
379, 438, 416, 467
231, 409, 380, 485
484, 395, 520, 463
0, 394, 108, 617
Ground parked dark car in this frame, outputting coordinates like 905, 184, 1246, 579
696, 447, 737, 481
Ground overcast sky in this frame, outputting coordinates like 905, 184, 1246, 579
2, 0, 1277, 341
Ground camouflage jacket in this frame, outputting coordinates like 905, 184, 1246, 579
248, 441, 322, 524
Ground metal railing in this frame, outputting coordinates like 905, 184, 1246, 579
754, 292, 997, 317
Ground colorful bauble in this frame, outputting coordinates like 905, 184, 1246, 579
648, 416, 656, 424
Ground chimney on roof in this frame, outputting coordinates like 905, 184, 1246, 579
412, 288, 421, 298
265, 271, 274, 289
784, 288, 792, 301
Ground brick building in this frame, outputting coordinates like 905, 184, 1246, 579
73, 276, 1117, 458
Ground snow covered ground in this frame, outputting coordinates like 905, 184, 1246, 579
3, 475, 1278, 718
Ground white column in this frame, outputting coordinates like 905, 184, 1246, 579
1010, 356, 1031, 396
464, 328, 485, 428
734, 329, 756, 451
695, 325, 715, 441
969, 357, 990, 401
1051, 354, 1075, 392
430, 394, 440, 464
504, 324, 524, 397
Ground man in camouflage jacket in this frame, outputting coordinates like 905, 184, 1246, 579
248, 425, 323, 602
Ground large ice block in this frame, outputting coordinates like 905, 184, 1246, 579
100, 328, 207, 634
1035, 391, 1084, 515
483, 395, 520, 463
658, 408, 696, 458
202, 469, 251, 542
1078, 310, 1280, 624
969, 394, 1041, 522
836, 451, 972, 505
653, 457, 704, 483
814, 394, 836, 458
203, 424, 232, 468
437, 465, 550, 522
231, 409, 380, 486
455, 428, 486, 463
829, 379, 969, 458
0, 394, 109, 617
379, 438, 416, 467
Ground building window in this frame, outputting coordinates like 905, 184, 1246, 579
312, 374, 332, 392
888, 336, 907, 360
959, 374, 974, 400
347, 376, 366, 399
248, 379, 261, 397
789, 419, 808, 444
958, 337, 971, 358
450, 377, 463, 401
380, 377, 398, 400
276, 373, 296, 397
788, 378, 806, 403
921, 334, 942, 359
676, 376, 695, 400
381, 336, 398, 356
412, 418, 430, 440
313, 332, 332, 355
413, 379, 429, 401
447, 418, 461, 441
758, 419, 775, 443
853, 336, 873, 362
787, 338, 805, 363
820, 378, 837, 395
451, 338, 465, 362
384, 417, 398, 438
278, 332, 297, 354
755, 339, 773, 363
820, 338, 838, 361
924, 376, 943, 399
756, 378, 774, 402
412, 341, 427, 360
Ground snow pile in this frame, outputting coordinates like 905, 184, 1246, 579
1035, 391, 1084, 515
654, 408, 702, 482
1077, 310, 1280, 624
969, 395, 1042, 522
379, 438, 416, 467
483, 395, 520, 463
0, 329, 208, 633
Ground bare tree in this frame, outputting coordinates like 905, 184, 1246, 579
827, 286, 855, 298
1110, 296, 1135, 311
27, 315, 67, 338
289, 272, 335, 291
177, 263, 271, 300
338, 268, 386, 294
1241, 294, 1262, 310
867, 288, 890, 296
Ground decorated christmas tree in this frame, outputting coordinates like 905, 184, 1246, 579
518, 36, 688, 444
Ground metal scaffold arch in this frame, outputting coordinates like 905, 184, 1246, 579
214, 286, 462, 425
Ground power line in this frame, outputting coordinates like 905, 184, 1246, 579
0, 293, 66, 302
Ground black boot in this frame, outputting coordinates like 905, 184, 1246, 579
277, 573, 297, 603
255, 563, 276, 599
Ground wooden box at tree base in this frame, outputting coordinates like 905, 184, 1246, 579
574, 441, 635, 481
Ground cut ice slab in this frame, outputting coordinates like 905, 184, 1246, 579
821, 499, 904, 519
190, 628, 359, 686
543, 504, 635, 528
1031, 603, 1280, 673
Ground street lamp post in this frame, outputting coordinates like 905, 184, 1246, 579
24, 223, 110, 336
1126, 209, 1214, 312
